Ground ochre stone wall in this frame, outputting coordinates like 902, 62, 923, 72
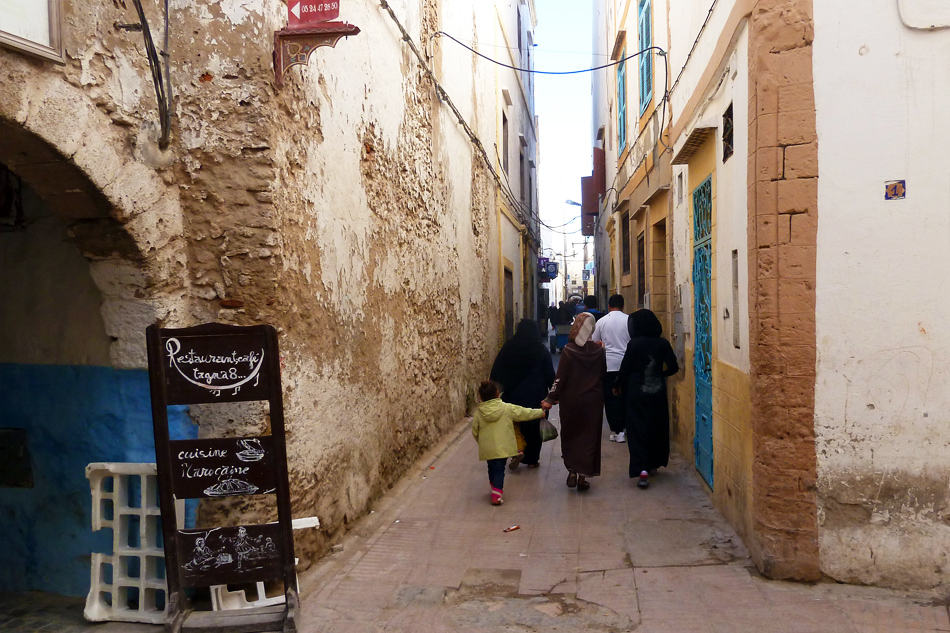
746, 0, 821, 580
712, 360, 754, 544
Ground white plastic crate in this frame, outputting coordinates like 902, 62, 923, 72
210, 581, 286, 610
209, 517, 316, 612
84, 462, 183, 624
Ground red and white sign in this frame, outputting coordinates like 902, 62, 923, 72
287, 1, 340, 26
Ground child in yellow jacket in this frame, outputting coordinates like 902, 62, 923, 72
472, 380, 545, 505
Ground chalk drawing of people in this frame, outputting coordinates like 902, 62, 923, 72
230, 526, 263, 570
184, 536, 217, 570
262, 537, 277, 556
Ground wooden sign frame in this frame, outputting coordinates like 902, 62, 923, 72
146, 323, 297, 632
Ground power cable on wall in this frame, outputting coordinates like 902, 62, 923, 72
897, 0, 950, 29
377, 1, 540, 245
670, 0, 719, 95
129, 0, 172, 149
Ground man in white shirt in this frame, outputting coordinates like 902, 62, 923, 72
592, 294, 630, 442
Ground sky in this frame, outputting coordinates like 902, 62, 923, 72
533, 0, 596, 297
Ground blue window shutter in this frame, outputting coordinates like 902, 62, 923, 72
638, 0, 653, 116
618, 49, 626, 151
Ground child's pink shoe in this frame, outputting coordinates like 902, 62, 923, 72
491, 486, 504, 505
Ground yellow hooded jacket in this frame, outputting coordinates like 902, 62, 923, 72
471, 398, 544, 461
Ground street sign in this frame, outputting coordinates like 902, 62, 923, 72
288, 0, 340, 27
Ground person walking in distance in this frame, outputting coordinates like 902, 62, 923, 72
592, 294, 630, 443
541, 312, 607, 491
615, 309, 680, 489
471, 380, 545, 505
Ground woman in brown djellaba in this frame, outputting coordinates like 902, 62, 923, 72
615, 308, 679, 489
541, 312, 606, 491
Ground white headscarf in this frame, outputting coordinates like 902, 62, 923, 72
570, 312, 596, 346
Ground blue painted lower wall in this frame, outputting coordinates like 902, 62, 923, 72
0, 363, 196, 597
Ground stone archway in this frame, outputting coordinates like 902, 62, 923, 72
0, 60, 192, 597
0, 65, 188, 366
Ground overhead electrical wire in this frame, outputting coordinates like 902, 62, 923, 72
435, 28, 674, 237
383, 6, 674, 248
543, 215, 581, 229
433, 31, 667, 75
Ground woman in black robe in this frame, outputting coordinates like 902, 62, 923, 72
616, 309, 679, 489
490, 318, 556, 468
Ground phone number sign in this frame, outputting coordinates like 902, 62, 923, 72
288, 1, 340, 26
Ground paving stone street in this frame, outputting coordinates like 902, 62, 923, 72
295, 406, 950, 633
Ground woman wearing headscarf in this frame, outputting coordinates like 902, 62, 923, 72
615, 309, 680, 489
490, 318, 556, 469
541, 312, 607, 490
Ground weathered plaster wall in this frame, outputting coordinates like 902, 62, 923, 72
0, 185, 111, 366
1, 0, 506, 582
0, 182, 197, 595
167, 0, 504, 563
812, 0, 950, 590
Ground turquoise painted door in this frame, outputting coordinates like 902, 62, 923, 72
692, 177, 714, 487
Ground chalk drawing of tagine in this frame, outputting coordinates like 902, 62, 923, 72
204, 477, 260, 497
184, 527, 278, 572
165, 337, 265, 397
236, 438, 266, 462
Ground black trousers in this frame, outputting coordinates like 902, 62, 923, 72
603, 371, 625, 434
520, 419, 542, 465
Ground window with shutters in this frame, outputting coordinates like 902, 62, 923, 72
638, 0, 652, 115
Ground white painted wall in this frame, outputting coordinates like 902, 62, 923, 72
668, 20, 749, 373
0, 185, 111, 366
813, 0, 950, 590
668, 0, 739, 131
710, 27, 749, 372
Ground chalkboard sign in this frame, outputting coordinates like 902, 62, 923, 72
171, 437, 277, 499
178, 524, 283, 588
147, 323, 297, 633
159, 329, 270, 404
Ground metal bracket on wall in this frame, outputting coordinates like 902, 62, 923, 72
273, 22, 361, 88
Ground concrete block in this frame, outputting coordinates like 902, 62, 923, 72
84, 463, 181, 625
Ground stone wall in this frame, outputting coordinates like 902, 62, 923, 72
0, 0, 505, 578
746, 0, 821, 580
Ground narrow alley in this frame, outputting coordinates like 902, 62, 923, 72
3, 0, 950, 629
295, 405, 949, 633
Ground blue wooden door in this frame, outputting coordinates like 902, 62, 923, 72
692, 177, 714, 488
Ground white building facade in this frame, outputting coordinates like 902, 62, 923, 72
595, 0, 950, 590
